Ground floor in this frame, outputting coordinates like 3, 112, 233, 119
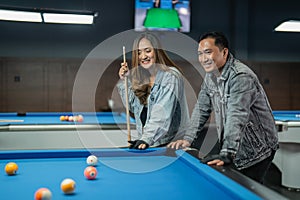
265, 163, 300, 200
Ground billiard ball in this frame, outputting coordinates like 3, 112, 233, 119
60, 178, 76, 194
84, 166, 98, 180
60, 116, 65, 121
64, 116, 69, 121
73, 116, 78, 122
68, 116, 74, 122
86, 155, 98, 166
77, 115, 84, 122
34, 188, 52, 200
5, 162, 18, 175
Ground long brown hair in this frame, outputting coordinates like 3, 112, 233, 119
130, 32, 182, 105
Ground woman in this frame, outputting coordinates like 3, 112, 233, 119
117, 32, 189, 150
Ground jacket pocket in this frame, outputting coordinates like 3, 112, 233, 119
245, 122, 266, 151
236, 122, 268, 163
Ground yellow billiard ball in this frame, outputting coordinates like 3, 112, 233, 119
5, 162, 18, 175
60, 116, 65, 121
60, 178, 76, 194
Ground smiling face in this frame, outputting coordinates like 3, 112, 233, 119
198, 38, 228, 74
138, 38, 156, 69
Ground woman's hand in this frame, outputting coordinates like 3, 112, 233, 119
119, 62, 129, 79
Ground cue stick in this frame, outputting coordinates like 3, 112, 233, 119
123, 46, 131, 144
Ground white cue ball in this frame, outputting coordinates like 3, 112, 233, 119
86, 155, 98, 166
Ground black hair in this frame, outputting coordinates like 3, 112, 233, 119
198, 31, 229, 50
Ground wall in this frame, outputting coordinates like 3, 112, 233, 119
0, 0, 299, 61
248, 61, 300, 110
1, 57, 300, 112
0, 0, 300, 112
0, 58, 80, 112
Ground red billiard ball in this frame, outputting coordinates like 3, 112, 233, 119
34, 188, 52, 200
84, 166, 97, 180
77, 115, 84, 122
5, 162, 18, 175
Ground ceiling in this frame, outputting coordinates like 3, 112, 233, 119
0, 0, 299, 62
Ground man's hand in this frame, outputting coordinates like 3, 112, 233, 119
167, 140, 191, 150
201, 152, 234, 166
128, 140, 149, 150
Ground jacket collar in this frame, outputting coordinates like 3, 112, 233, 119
220, 53, 234, 81
208, 53, 234, 82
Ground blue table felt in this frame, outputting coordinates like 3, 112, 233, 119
0, 148, 261, 200
0, 112, 135, 125
273, 110, 300, 121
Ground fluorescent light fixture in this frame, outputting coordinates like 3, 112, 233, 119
0, 9, 42, 22
0, 7, 95, 25
275, 20, 300, 32
42, 13, 94, 24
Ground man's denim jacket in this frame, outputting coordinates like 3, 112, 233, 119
117, 67, 190, 146
184, 54, 278, 170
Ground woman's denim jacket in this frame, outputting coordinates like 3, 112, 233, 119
184, 54, 278, 170
117, 67, 190, 147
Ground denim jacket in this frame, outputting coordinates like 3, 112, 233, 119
184, 54, 278, 170
117, 67, 190, 146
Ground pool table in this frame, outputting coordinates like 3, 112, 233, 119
144, 8, 181, 29
0, 148, 285, 200
0, 112, 135, 129
272, 110, 300, 190
0, 112, 136, 150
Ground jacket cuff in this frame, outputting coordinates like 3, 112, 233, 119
220, 149, 237, 157
183, 135, 194, 144
140, 136, 153, 146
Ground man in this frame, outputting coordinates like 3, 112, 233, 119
168, 31, 278, 184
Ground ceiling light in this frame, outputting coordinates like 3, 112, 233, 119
0, 9, 42, 23
0, 7, 96, 25
42, 13, 94, 24
275, 20, 300, 32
